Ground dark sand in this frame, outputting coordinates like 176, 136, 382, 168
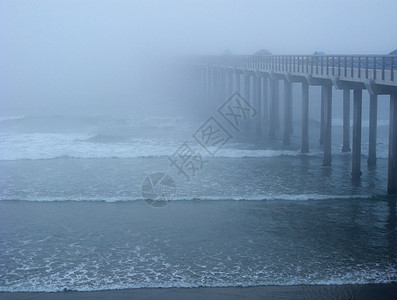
1, 283, 397, 300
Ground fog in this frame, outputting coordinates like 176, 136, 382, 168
1, 0, 396, 118
2, 1, 397, 293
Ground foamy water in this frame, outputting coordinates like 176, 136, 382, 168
1, 199, 396, 292
0, 115, 391, 160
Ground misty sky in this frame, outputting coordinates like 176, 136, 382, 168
1, 0, 397, 115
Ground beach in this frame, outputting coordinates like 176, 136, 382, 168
2, 283, 397, 300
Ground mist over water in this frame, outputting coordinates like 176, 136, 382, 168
1, 0, 397, 294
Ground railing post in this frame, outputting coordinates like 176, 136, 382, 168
315, 56, 318, 74
297, 56, 300, 73
373, 57, 377, 80
321, 56, 324, 75
306, 56, 309, 73
292, 55, 296, 73
382, 57, 385, 80
312, 56, 314, 74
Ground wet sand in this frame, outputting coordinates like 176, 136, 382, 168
1, 283, 397, 300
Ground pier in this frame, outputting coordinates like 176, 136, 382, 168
189, 54, 397, 194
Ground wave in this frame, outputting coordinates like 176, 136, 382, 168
0, 125, 391, 160
79, 134, 132, 143
0, 132, 313, 160
0, 267, 395, 292
0, 146, 390, 160
0, 132, 177, 160
0, 115, 25, 122
0, 149, 323, 161
0, 194, 375, 202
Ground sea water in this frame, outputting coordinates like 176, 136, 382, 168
0, 114, 396, 292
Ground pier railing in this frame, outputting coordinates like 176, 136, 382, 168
194, 55, 397, 84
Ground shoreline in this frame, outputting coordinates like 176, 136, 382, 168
1, 283, 397, 300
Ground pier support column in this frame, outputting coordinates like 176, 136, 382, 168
212, 68, 219, 103
234, 72, 240, 93
301, 81, 309, 153
244, 74, 250, 101
201, 67, 206, 102
342, 89, 351, 152
201, 67, 207, 105
320, 86, 326, 145
226, 70, 233, 97
262, 77, 269, 134
228, 70, 234, 97
283, 80, 292, 146
206, 66, 211, 101
254, 75, 262, 135
323, 85, 332, 166
219, 69, 226, 102
244, 74, 251, 133
269, 78, 279, 140
368, 94, 378, 166
352, 89, 363, 180
223, 69, 228, 100
388, 94, 397, 194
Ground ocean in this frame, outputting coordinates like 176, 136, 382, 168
0, 113, 396, 292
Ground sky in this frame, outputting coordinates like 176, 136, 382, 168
1, 0, 397, 115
